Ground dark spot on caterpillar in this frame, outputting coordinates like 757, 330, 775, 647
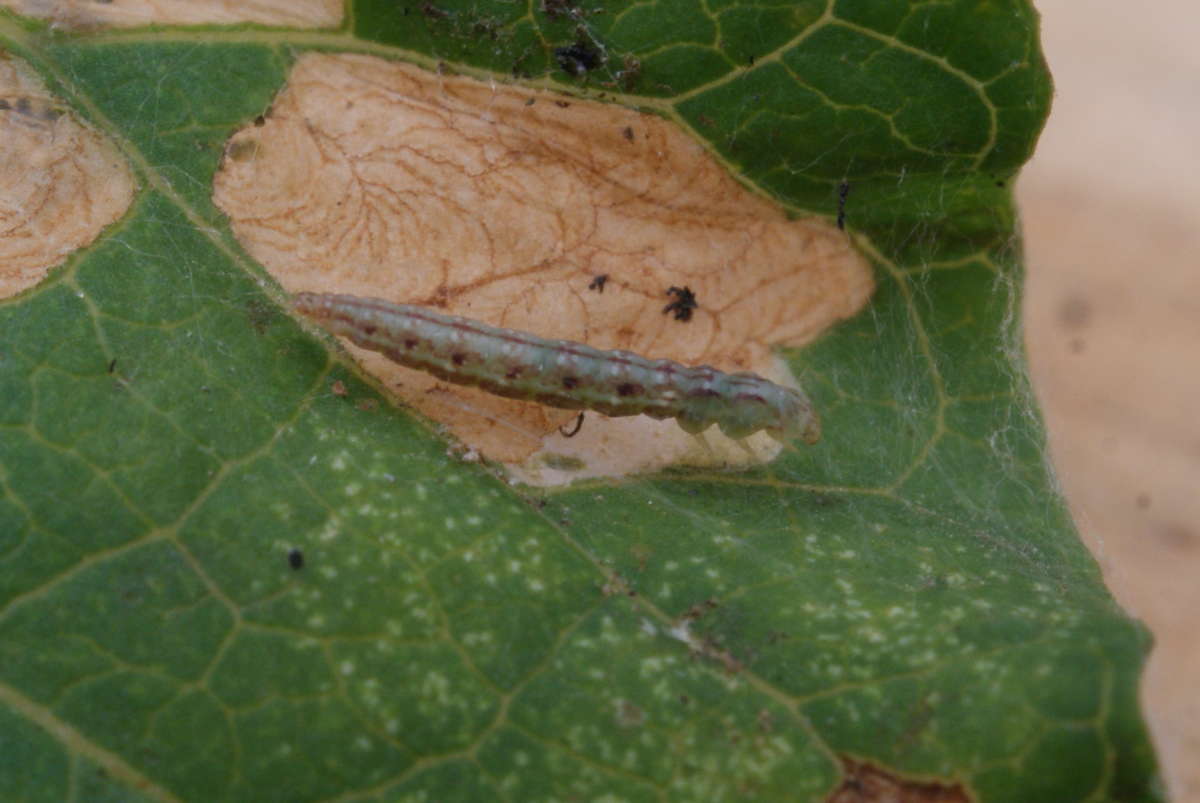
687, 387, 721, 398
622, 127, 634, 142
506, 366, 523, 379
735, 393, 767, 405
562, 376, 580, 389
362, 325, 376, 335
288, 548, 304, 570
616, 382, 643, 397
663, 286, 698, 322
555, 100, 571, 108
588, 274, 608, 292
404, 338, 418, 349
452, 353, 466, 366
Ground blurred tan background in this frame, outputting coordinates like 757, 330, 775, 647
1019, 0, 1200, 799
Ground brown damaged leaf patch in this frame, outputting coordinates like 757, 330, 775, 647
0, 55, 135, 298
0, 0, 342, 28
213, 53, 873, 473
827, 757, 970, 803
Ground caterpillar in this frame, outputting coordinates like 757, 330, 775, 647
293, 292, 821, 444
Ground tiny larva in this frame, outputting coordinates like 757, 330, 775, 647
293, 292, 820, 444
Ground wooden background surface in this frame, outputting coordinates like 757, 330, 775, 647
1018, 1, 1200, 799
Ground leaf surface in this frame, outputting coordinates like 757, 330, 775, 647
0, 2, 1160, 801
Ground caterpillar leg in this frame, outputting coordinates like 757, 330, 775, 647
734, 438, 759, 459
690, 432, 721, 463
767, 431, 805, 457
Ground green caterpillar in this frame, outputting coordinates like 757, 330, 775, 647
294, 292, 820, 444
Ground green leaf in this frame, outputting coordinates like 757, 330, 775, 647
0, 2, 1160, 802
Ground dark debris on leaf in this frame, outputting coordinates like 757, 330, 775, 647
555, 42, 603, 76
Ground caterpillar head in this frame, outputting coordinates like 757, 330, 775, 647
767, 387, 820, 445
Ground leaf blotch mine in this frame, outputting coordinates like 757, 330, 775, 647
211, 52, 873, 479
